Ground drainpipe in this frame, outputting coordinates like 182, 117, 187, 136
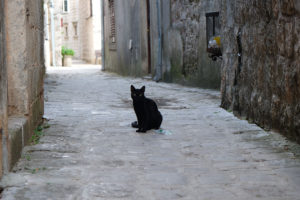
154, 0, 162, 82
100, 0, 105, 71
49, 0, 56, 66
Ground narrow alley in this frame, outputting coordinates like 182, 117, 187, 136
1, 65, 300, 199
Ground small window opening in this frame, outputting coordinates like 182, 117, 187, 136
63, 0, 68, 13
64, 23, 69, 39
73, 22, 78, 37
90, 0, 93, 17
205, 12, 222, 61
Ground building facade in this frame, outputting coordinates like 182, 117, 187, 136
46, 0, 102, 66
0, 0, 45, 177
103, 0, 221, 88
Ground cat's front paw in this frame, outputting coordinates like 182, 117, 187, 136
136, 129, 146, 133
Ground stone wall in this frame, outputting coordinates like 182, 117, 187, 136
6, 0, 44, 123
78, 0, 94, 63
146, 0, 221, 88
221, 0, 300, 142
168, 0, 221, 88
0, 0, 6, 176
25, 0, 45, 131
6, 0, 28, 116
4, 0, 45, 171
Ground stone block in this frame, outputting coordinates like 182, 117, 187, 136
8, 117, 28, 170
280, 0, 295, 16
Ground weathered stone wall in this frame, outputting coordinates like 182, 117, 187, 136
168, 0, 221, 88
78, 0, 94, 63
221, 0, 300, 142
6, 0, 44, 121
6, 0, 28, 115
0, 0, 6, 177
4, 0, 44, 170
25, 0, 45, 130
104, 0, 148, 76
147, 0, 221, 88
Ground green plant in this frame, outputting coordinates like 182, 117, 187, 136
61, 46, 75, 56
31, 126, 44, 145
25, 154, 31, 161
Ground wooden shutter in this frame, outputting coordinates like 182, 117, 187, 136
109, 0, 116, 43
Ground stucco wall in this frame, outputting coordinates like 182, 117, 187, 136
0, 0, 6, 177
221, 0, 300, 142
104, 0, 148, 76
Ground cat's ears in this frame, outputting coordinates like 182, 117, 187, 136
131, 85, 145, 92
131, 85, 135, 92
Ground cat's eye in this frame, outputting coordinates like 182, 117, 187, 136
139, 94, 142, 96
133, 94, 136, 96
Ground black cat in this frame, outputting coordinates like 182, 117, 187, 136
131, 85, 163, 133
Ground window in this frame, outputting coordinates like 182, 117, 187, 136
64, 23, 69, 39
90, 0, 93, 17
63, 0, 68, 13
205, 12, 222, 61
108, 0, 116, 49
73, 22, 78, 37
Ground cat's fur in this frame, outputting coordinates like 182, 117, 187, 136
131, 85, 163, 133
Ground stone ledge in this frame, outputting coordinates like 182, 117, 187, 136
8, 116, 29, 170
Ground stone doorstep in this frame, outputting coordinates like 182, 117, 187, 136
7, 117, 29, 170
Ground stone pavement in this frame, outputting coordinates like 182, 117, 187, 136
1, 65, 300, 200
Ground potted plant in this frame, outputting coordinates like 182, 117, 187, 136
61, 46, 75, 66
